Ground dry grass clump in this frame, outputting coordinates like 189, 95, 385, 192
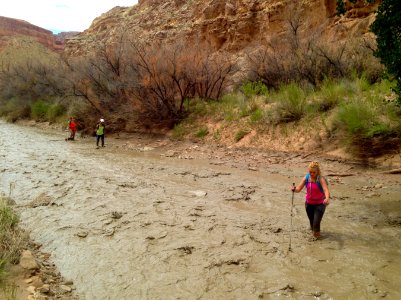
0, 196, 28, 289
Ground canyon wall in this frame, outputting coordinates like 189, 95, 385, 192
64, 0, 380, 57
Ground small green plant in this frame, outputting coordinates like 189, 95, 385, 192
250, 108, 264, 123
0, 197, 26, 299
315, 79, 349, 112
195, 127, 209, 138
31, 100, 50, 121
172, 123, 186, 139
332, 98, 401, 157
0, 204, 18, 230
0, 197, 23, 264
191, 100, 209, 117
0, 98, 30, 122
234, 129, 250, 142
0, 282, 17, 300
47, 103, 65, 122
239, 99, 260, 119
220, 93, 243, 121
240, 81, 268, 98
213, 129, 221, 141
353, 75, 371, 93
270, 83, 307, 123
335, 102, 373, 135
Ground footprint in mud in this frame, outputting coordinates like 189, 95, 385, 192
77, 231, 89, 238
208, 257, 248, 269
110, 211, 124, 219
222, 185, 257, 201
27, 193, 54, 208
176, 246, 194, 255
188, 206, 205, 217
386, 216, 401, 226
145, 231, 168, 241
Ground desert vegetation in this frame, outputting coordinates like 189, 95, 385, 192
180, 76, 401, 158
0, 196, 27, 298
0, 0, 400, 158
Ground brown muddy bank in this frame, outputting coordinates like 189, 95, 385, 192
1, 121, 400, 299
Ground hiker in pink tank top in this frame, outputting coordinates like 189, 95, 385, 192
291, 161, 330, 239
305, 180, 325, 205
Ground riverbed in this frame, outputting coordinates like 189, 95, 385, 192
1, 121, 400, 299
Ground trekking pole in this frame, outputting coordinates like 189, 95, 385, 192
289, 182, 295, 252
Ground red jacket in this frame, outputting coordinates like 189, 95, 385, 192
69, 121, 77, 131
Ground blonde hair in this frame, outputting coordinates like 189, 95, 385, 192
308, 161, 321, 175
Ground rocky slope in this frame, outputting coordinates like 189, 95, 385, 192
64, 0, 380, 56
0, 16, 77, 52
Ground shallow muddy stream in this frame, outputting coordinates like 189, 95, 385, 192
1, 121, 401, 299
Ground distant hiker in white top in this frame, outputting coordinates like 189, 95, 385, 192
96, 118, 105, 148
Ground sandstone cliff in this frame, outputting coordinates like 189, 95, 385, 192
64, 0, 380, 57
0, 16, 78, 52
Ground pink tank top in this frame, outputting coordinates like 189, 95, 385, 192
305, 181, 325, 204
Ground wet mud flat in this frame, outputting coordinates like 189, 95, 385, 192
1, 121, 401, 299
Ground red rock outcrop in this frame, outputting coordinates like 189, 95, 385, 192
0, 16, 79, 52
64, 0, 380, 58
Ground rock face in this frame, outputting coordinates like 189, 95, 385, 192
54, 31, 80, 49
64, 0, 380, 57
0, 16, 78, 52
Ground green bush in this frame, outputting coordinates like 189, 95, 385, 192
239, 100, 260, 119
172, 123, 186, 139
315, 79, 349, 112
31, 100, 50, 121
250, 108, 264, 123
0, 197, 26, 298
213, 129, 221, 141
220, 93, 244, 121
370, 0, 401, 104
0, 206, 18, 229
240, 81, 268, 98
335, 102, 373, 135
270, 83, 307, 123
333, 99, 401, 157
190, 100, 209, 117
47, 103, 66, 122
234, 129, 250, 142
195, 127, 209, 138
0, 98, 31, 122
0, 198, 24, 265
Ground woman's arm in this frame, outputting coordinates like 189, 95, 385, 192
292, 177, 306, 193
320, 177, 330, 205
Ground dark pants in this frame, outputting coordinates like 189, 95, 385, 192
305, 203, 326, 233
69, 130, 76, 140
96, 134, 104, 147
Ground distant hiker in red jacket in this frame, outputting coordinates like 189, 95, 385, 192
67, 117, 77, 141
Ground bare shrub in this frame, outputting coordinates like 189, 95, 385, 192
192, 49, 237, 100
0, 38, 68, 103
123, 41, 237, 127
0, 60, 71, 122
63, 37, 131, 118
246, 6, 383, 88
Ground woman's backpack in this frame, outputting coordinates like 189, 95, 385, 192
305, 174, 328, 193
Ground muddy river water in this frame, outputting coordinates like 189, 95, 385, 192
1, 121, 401, 299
